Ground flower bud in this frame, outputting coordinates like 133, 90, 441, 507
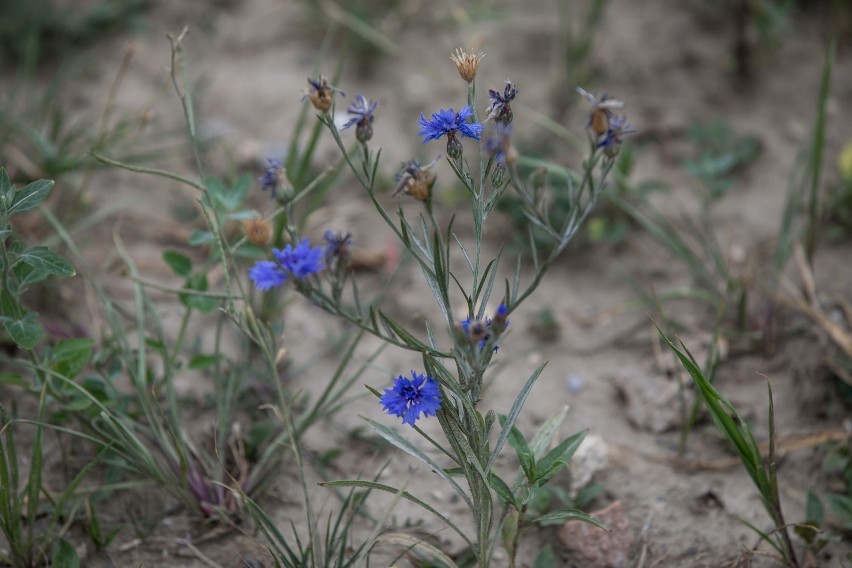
447, 136, 463, 160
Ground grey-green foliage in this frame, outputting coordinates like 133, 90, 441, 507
0, 167, 74, 349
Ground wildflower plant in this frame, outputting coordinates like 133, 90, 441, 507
248, 51, 631, 565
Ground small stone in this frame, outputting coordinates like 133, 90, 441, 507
569, 433, 608, 495
558, 500, 633, 568
566, 374, 586, 394
431, 490, 444, 501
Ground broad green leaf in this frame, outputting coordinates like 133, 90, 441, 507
179, 273, 218, 313
534, 545, 556, 568
10, 179, 53, 214
19, 246, 75, 277
3, 313, 43, 349
162, 250, 192, 277
188, 353, 222, 370
51, 538, 80, 568
826, 494, 852, 529
188, 230, 214, 246
0, 167, 11, 199
51, 338, 95, 378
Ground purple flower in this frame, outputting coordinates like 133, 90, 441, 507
342, 95, 377, 131
483, 123, 513, 166
259, 159, 286, 196
323, 229, 352, 264
249, 237, 324, 291
597, 115, 637, 157
380, 371, 443, 426
485, 81, 518, 123
418, 106, 483, 143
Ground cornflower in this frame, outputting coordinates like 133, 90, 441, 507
380, 371, 443, 426
483, 123, 516, 167
249, 237, 324, 291
484, 80, 518, 124
418, 106, 483, 159
302, 75, 344, 112
323, 229, 352, 265
342, 95, 378, 143
576, 86, 624, 137
598, 115, 637, 158
393, 156, 440, 201
259, 159, 292, 199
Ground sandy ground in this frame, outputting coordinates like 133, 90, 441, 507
3, 0, 852, 566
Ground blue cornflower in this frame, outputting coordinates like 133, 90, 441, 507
598, 115, 637, 158
323, 229, 352, 264
249, 237, 324, 291
418, 106, 483, 143
380, 371, 443, 426
259, 159, 290, 197
342, 95, 377, 142
485, 81, 518, 124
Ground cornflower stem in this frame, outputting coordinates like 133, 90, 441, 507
167, 307, 193, 370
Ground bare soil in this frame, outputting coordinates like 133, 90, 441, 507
3, 0, 852, 566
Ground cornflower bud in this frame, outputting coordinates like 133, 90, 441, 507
447, 135, 464, 160
450, 48, 484, 83
342, 95, 378, 143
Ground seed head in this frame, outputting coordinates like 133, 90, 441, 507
450, 48, 485, 83
242, 217, 272, 247
393, 156, 440, 202
302, 75, 344, 112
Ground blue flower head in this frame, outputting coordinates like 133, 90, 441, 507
380, 371, 442, 426
249, 237, 324, 291
259, 159, 291, 198
485, 81, 518, 124
598, 115, 637, 158
419, 105, 483, 141
323, 229, 352, 264
342, 95, 378, 142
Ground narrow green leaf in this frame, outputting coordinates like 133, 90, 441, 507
488, 473, 517, 508
366, 419, 474, 511
188, 230, 215, 246
9, 179, 53, 214
486, 363, 546, 472
529, 406, 569, 460
19, 246, 75, 277
500, 416, 535, 481
530, 508, 608, 530
0, 168, 11, 199
534, 430, 586, 485
188, 353, 222, 370
179, 274, 218, 313
162, 250, 192, 277
320, 480, 473, 548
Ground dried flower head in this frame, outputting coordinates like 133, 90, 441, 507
485, 81, 518, 124
576, 86, 624, 136
393, 156, 440, 201
302, 75, 344, 112
598, 115, 637, 158
242, 217, 272, 247
259, 159, 292, 198
342, 95, 378, 143
450, 48, 485, 83
380, 371, 443, 426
